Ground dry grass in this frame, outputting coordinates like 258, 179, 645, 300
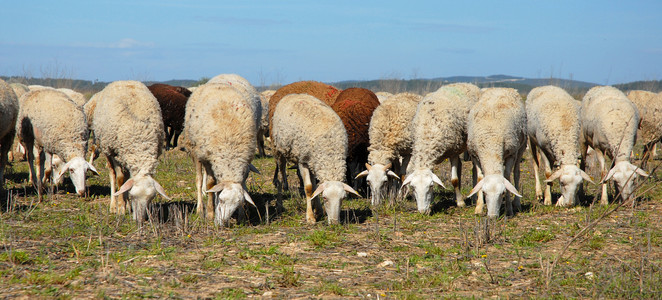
0, 144, 660, 298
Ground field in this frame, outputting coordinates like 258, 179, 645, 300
1, 145, 661, 299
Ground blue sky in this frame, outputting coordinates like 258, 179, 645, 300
1, 1, 661, 86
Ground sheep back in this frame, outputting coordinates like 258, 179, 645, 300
272, 94, 347, 182
268, 81, 341, 134
526, 85, 581, 165
185, 83, 256, 182
627, 90, 662, 145
17, 89, 88, 161
468, 88, 527, 174
367, 92, 421, 164
92, 81, 164, 175
207, 74, 262, 132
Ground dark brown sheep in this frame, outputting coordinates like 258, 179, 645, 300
147, 83, 190, 150
331, 88, 380, 193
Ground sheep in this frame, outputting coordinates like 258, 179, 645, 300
16, 89, 97, 198
356, 92, 422, 206
9, 83, 29, 100
626, 90, 662, 169
147, 83, 191, 150
331, 88, 381, 194
7, 83, 29, 161
268, 81, 341, 192
257, 90, 276, 157
526, 86, 594, 207
92, 80, 170, 221
184, 83, 257, 226
0, 79, 19, 186
375, 91, 393, 103
466, 87, 527, 217
271, 93, 360, 224
56, 88, 87, 107
401, 83, 481, 214
580, 86, 648, 205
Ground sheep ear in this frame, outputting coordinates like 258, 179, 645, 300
206, 183, 226, 194
401, 175, 412, 188
114, 178, 134, 196
342, 183, 361, 198
87, 162, 100, 176
243, 189, 256, 207
154, 180, 171, 200
544, 169, 562, 183
580, 170, 595, 184
387, 170, 400, 180
55, 160, 73, 182
600, 167, 617, 184
634, 166, 649, 177
503, 177, 522, 197
431, 172, 447, 189
248, 164, 260, 174
309, 182, 327, 201
467, 179, 484, 198
364, 163, 372, 171
355, 170, 369, 179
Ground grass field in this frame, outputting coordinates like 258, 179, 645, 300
1, 144, 661, 299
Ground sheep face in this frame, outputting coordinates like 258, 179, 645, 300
481, 175, 507, 217
212, 183, 255, 227
54, 156, 98, 196
115, 175, 170, 222
554, 165, 590, 207
604, 161, 649, 202
358, 163, 399, 206
402, 169, 445, 215
320, 181, 347, 225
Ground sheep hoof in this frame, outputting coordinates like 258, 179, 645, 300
456, 200, 466, 208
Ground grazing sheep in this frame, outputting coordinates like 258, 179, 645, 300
185, 83, 257, 226
526, 86, 593, 207
626, 90, 662, 169
356, 92, 422, 206
331, 88, 381, 193
580, 86, 648, 205
466, 88, 527, 217
271, 93, 360, 224
0, 79, 19, 186
375, 91, 393, 103
268, 81, 341, 191
92, 80, 170, 221
402, 83, 481, 214
56, 88, 87, 106
16, 89, 97, 198
147, 83, 191, 150
257, 90, 276, 157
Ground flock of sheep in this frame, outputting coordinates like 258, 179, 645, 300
0, 75, 660, 227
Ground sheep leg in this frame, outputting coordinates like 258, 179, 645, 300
256, 131, 266, 157
641, 142, 654, 170
25, 142, 38, 191
450, 155, 465, 207
539, 150, 553, 205
299, 164, 316, 224
194, 158, 204, 216
164, 126, 174, 150
279, 156, 289, 192
513, 145, 525, 212
504, 156, 516, 216
172, 129, 181, 148
473, 160, 485, 215
529, 139, 545, 203
388, 158, 402, 205
107, 158, 118, 213
205, 166, 216, 221
34, 147, 45, 200
0, 132, 13, 185
595, 149, 609, 205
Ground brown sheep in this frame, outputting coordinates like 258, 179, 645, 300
331, 88, 380, 193
147, 83, 191, 150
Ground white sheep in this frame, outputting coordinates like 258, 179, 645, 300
466, 88, 527, 217
580, 86, 648, 205
526, 86, 593, 207
57, 88, 87, 106
16, 89, 97, 198
185, 83, 258, 226
271, 93, 360, 224
356, 92, 422, 206
207, 74, 262, 133
92, 80, 170, 221
402, 83, 480, 214
9, 83, 29, 100
0, 79, 19, 185
626, 90, 662, 169
7, 83, 29, 161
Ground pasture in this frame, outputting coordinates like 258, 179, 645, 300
1, 145, 661, 298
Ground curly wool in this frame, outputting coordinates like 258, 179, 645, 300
17, 89, 88, 162
526, 85, 582, 165
627, 90, 662, 145
207, 74, 262, 132
92, 81, 164, 176
0, 79, 19, 148
581, 86, 639, 161
467, 88, 527, 175
410, 83, 481, 169
9, 83, 29, 102
57, 88, 87, 107
185, 83, 256, 182
268, 81, 341, 134
367, 92, 422, 165
271, 94, 347, 182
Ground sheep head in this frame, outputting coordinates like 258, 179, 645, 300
401, 168, 445, 215
468, 174, 521, 218
114, 174, 170, 222
310, 181, 360, 224
55, 156, 99, 196
206, 182, 255, 227
355, 163, 399, 206
545, 164, 593, 207
601, 161, 649, 202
